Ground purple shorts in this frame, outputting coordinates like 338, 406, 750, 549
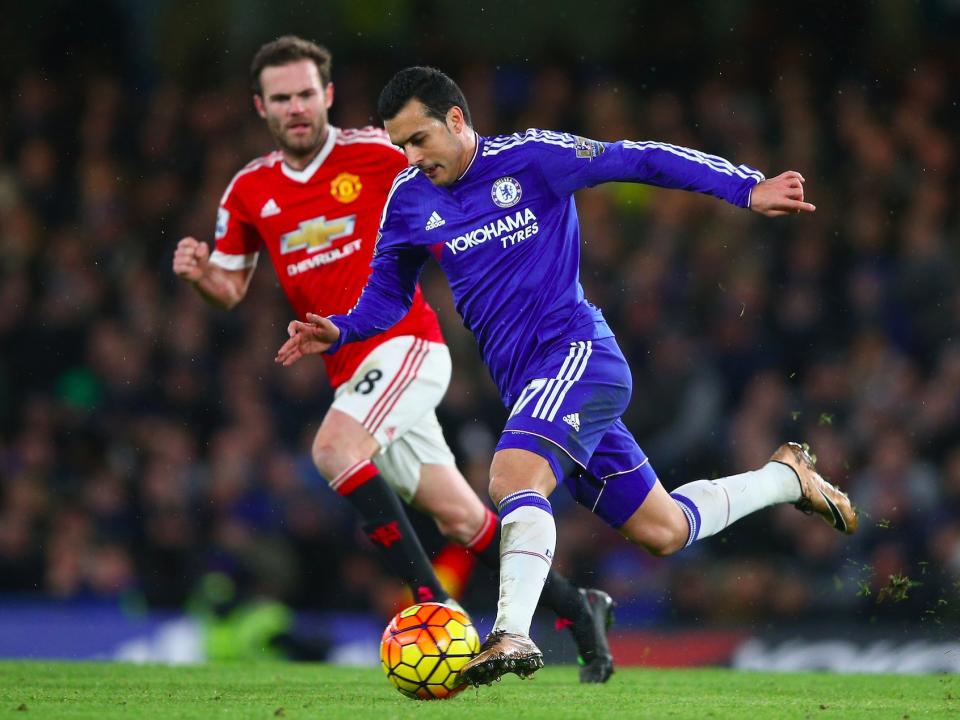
496, 337, 658, 528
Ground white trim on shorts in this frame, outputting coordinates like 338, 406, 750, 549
501, 429, 586, 469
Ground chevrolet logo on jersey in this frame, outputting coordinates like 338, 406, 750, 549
280, 214, 357, 255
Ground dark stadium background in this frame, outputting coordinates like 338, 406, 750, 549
1, 0, 958, 670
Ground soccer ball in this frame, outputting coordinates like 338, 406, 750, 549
380, 602, 480, 700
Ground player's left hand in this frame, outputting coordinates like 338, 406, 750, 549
275, 313, 341, 366
749, 171, 816, 217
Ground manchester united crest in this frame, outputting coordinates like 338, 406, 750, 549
330, 172, 362, 203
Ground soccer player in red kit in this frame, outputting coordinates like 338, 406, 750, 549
172, 36, 615, 682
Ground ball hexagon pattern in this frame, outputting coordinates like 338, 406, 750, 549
380, 602, 481, 700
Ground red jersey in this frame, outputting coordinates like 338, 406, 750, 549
210, 126, 443, 388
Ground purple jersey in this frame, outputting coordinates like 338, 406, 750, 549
327, 130, 763, 405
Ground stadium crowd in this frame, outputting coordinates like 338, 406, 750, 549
1, 4, 958, 631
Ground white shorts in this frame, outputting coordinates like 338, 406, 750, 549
332, 336, 456, 502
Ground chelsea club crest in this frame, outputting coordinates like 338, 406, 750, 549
491, 176, 522, 208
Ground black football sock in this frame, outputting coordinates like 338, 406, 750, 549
334, 460, 449, 604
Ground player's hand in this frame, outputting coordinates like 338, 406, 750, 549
748, 171, 816, 217
275, 313, 342, 366
172, 236, 210, 282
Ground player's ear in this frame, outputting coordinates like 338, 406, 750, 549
253, 94, 267, 119
447, 106, 465, 134
324, 82, 334, 109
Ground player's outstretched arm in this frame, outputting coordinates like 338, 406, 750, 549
275, 313, 341, 367
748, 171, 816, 217
172, 236, 253, 309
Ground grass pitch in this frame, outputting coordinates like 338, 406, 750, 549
0, 662, 956, 719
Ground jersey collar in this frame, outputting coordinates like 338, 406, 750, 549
281, 126, 338, 183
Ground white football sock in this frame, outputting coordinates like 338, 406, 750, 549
671, 461, 800, 545
492, 494, 556, 636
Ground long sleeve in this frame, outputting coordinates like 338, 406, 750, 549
324, 202, 428, 354
510, 130, 763, 207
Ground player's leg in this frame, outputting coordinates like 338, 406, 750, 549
409, 462, 485, 544
362, 337, 596, 628
562, 420, 665, 680
396, 438, 560, 642
462, 338, 631, 686
312, 408, 450, 604
409, 456, 614, 682
489, 447, 560, 639
395, 431, 613, 683
487, 450, 617, 683
458, 447, 557, 686
373, 418, 483, 600
613, 441, 857, 553
313, 337, 452, 604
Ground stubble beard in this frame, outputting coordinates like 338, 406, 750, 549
272, 117, 326, 163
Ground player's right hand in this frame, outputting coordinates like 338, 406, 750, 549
172, 236, 210, 282
748, 171, 816, 217
275, 313, 342, 366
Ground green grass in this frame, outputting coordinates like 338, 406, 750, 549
0, 662, 956, 719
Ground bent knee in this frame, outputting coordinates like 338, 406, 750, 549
487, 473, 512, 506
644, 532, 687, 557
312, 436, 368, 481
311, 442, 341, 480
624, 520, 689, 557
488, 451, 556, 505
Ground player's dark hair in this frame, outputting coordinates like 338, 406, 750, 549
377, 66, 472, 127
250, 35, 332, 95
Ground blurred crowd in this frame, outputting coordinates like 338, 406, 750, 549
1, 6, 959, 632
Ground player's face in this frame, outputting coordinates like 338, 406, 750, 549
255, 60, 333, 161
385, 100, 472, 187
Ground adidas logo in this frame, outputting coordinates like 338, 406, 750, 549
425, 211, 446, 230
260, 198, 281, 218
562, 413, 580, 432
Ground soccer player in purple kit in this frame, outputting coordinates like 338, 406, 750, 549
276, 66, 859, 687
